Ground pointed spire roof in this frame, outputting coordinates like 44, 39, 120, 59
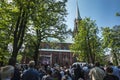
76, 0, 81, 20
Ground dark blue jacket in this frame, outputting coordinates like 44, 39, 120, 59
11, 68, 21, 80
22, 68, 40, 80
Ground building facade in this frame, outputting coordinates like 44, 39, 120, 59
39, 0, 81, 66
39, 42, 76, 66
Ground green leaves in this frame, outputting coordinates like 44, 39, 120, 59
0, 0, 69, 65
116, 12, 120, 16
102, 25, 120, 65
71, 18, 102, 63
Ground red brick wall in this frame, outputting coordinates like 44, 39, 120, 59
39, 50, 74, 66
39, 42, 75, 66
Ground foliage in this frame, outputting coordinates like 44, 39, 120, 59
102, 25, 120, 65
71, 18, 103, 64
23, 0, 70, 65
0, 0, 70, 65
0, 0, 14, 64
116, 12, 120, 16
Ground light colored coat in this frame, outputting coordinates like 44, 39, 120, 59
89, 67, 105, 80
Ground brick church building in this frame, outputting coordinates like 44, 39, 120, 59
39, 42, 75, 66
39, 0, 81, 66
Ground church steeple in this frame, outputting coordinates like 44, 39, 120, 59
76, 0, 81, 20
73, 0, 82, 37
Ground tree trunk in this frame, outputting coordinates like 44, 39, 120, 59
88, 47, 94, 64
8, 49, 19, 66
8, 8, 27, 66
33, 30, 42, 67
85, 50, 90, 63
34, 48, 39, 67
33, 42, 40, 67
113, 50, 118, 65
87, 37, 94, 64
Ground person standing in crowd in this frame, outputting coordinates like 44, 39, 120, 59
61, 69, 72, 80
108, 62, 120, 80
103, 66, 119, 80
22, 60, 40, 80
0, 65, 14, 80
52, 68, 62, 80
89, 62, 105, 80
83, 64, 91, 80
42, 68, 53, 80
73, 64, 84, 80
11, 63, 21, 80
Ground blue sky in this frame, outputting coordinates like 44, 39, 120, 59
66, 0, 120, 30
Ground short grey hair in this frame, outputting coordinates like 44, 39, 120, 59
0, 65, 14, 79
29, 60, 35, 68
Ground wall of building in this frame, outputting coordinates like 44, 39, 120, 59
39, 42, 75, 66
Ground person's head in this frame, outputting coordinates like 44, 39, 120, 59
106, 66, 113, 74
108, 62, 113, 66
64, 69, 70, 75
0, 65, 14, 79
46, 68, 52, 75
62, 75, 68, 80
94, 61, 100, 67
15, 63, 21, 69
118, 65, 120, 69
29, 60, 35, 68
24, 64, 28, 70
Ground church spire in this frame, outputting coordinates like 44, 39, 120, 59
73, 0, 82, 37
76, 0, 81, 20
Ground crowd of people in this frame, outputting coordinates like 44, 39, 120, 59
0, 61, 120, 80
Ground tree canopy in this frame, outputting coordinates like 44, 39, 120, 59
0, 0, 70, 65
71, 18, 103, 64
102, 25, 120, 65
